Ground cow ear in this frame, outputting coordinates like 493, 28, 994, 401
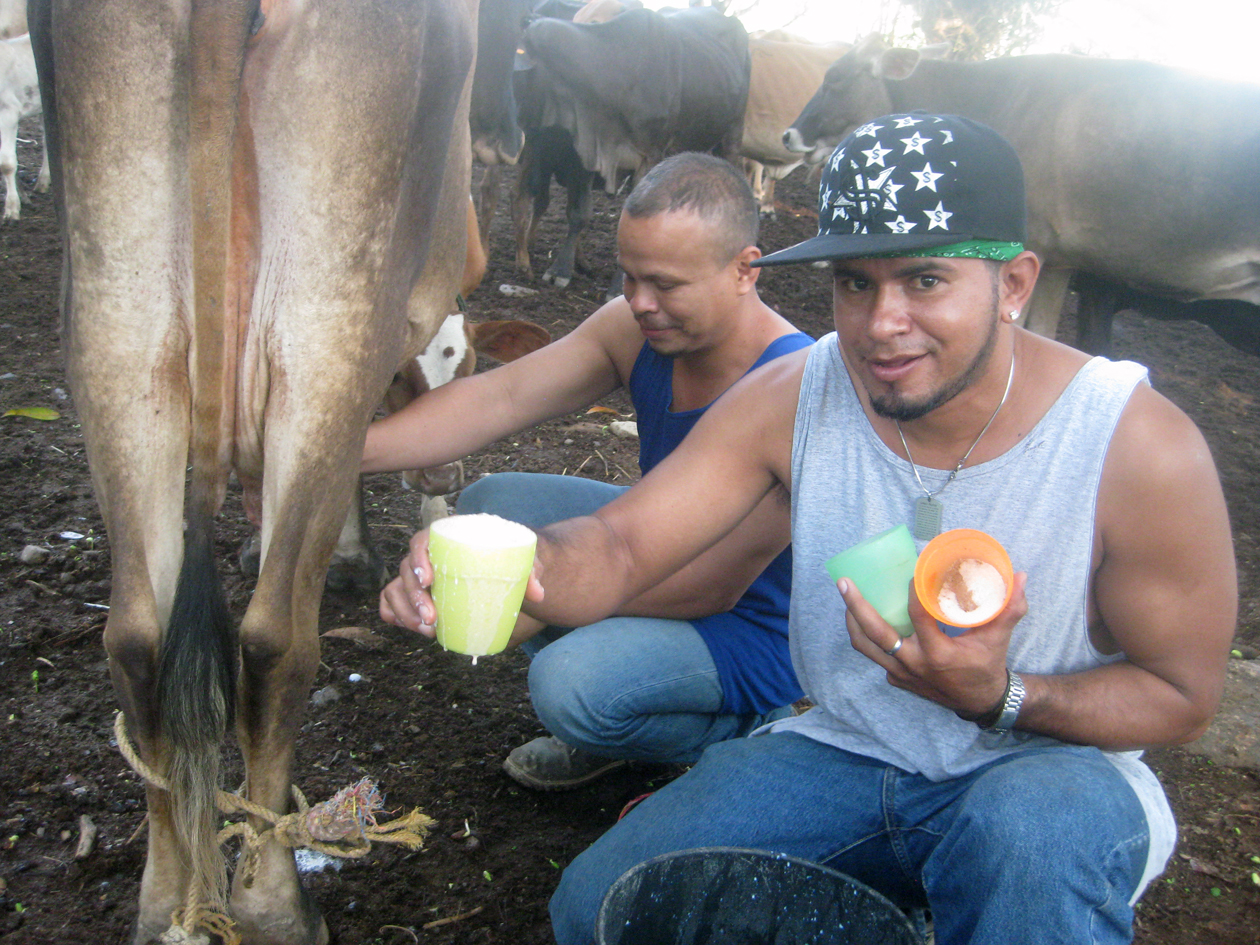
874, 46, 922, 81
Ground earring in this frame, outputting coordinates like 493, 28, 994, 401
1009, 310, 1020, 320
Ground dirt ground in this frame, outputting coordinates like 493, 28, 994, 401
1, 121, 1258, 944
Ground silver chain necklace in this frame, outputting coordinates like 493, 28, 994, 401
896, 352, 1015, 540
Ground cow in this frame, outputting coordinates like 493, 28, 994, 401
0, 0, 25, 39
470, 0, 532, 250
740, 32, 848, 218
30, 1, 477, 943
571, 0, 640, 24
782, 36, 1260, 354
0, 32, 48, 220
516, 4, 750, 296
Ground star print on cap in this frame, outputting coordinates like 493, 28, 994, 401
755, 112, 1027, 266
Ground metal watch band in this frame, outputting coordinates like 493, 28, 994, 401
987, 671, 1025, 732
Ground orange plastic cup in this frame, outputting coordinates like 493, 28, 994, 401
914, 529, 1014, 628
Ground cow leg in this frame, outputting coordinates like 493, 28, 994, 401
35, 118, 49, 192
1072, 270, 1122, 357
1021, 266, 1072, 342
92, 422, 195, 943
477, 162, 500, 247
227, 2, 473, 936
324, 482, 387, 592
513, 151, 549, 273
0, 103, 19, 220
543, 167, 592, 289
229, 462, 345, 945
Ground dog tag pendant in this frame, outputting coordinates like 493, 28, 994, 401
913, 496, 943, 540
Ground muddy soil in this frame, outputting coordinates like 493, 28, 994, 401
1, 123, 1257, 943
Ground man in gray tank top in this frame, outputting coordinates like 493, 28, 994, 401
383, 113, 1238, 945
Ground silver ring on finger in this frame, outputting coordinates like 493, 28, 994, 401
884, 638, 903, 657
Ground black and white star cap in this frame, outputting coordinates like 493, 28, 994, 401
755, 112, 1027, 266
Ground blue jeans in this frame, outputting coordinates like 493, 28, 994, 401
457, 473, 788, 764
550, 733, 1150, 945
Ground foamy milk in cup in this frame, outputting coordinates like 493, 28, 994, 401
914, 528, 1014, 629
428, 513, 537, 660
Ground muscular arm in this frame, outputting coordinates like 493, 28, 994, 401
618, 486, 791, 618
361, 300, 641, 474
522, 353, 804, 628
1014, 384, 1236, 748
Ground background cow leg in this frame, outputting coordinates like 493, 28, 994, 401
1072, 270, 1123, 356
0, 104, 20, 219
543, 166, 592, 289
513, 140, 547, 273
477, 162, 502, 247
324, 482, 387, 593
1021, 265, 1072, 341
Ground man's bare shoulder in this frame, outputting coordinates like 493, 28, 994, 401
1107, 381, 1222, 497
571, 296, 645, 381
1097, 377, 1232, 571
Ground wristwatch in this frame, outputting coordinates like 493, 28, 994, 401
983, 671, 1025, 733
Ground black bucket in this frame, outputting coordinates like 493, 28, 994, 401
595, 847, 923, 945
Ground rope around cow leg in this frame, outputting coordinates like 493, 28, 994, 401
114, 711, 435, 942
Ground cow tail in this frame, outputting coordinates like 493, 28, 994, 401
154, 0, 259, 913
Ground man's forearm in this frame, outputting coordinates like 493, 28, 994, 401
1014, 660, 1222, 751
523, 515, 644, 628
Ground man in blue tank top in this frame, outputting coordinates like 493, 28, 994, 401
368, 153, 812, 790
385, 113, 1238, 945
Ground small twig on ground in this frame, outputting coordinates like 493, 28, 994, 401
124, 814, 148, 846
422, 906, 484, 930
595, 449, 610, 477
48, 621, 104, 646
26, 579, 62, 597
574, 455, 593, 474
378, 925, 419, 944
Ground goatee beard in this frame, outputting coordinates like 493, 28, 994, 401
869, 312, 1000, 422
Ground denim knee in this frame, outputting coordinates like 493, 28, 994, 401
527, 638, 604, 747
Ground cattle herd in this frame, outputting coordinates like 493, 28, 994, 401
3, 1, 1257, 943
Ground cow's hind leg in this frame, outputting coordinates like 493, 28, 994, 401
229, 462, 346, 945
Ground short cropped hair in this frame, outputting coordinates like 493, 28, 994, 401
622, 153, 759, 266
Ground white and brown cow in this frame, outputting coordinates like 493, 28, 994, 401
31, 0, 476, 942
782, 36, 1260, 353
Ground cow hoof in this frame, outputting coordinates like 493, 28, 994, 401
239, 532, 263, 578
542, 269, 571, 289
325, 550, 387, 595
230, 887, 329, 945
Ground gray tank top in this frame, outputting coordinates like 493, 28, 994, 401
769, 334, 1173, 895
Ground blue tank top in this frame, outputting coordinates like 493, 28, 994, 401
627, 331, 813, 714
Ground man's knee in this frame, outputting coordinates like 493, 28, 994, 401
454, 474, 510, 515
527, 637, 611, 745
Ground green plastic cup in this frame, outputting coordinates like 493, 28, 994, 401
824, 524, 919, 637
428, 513, 538, 658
